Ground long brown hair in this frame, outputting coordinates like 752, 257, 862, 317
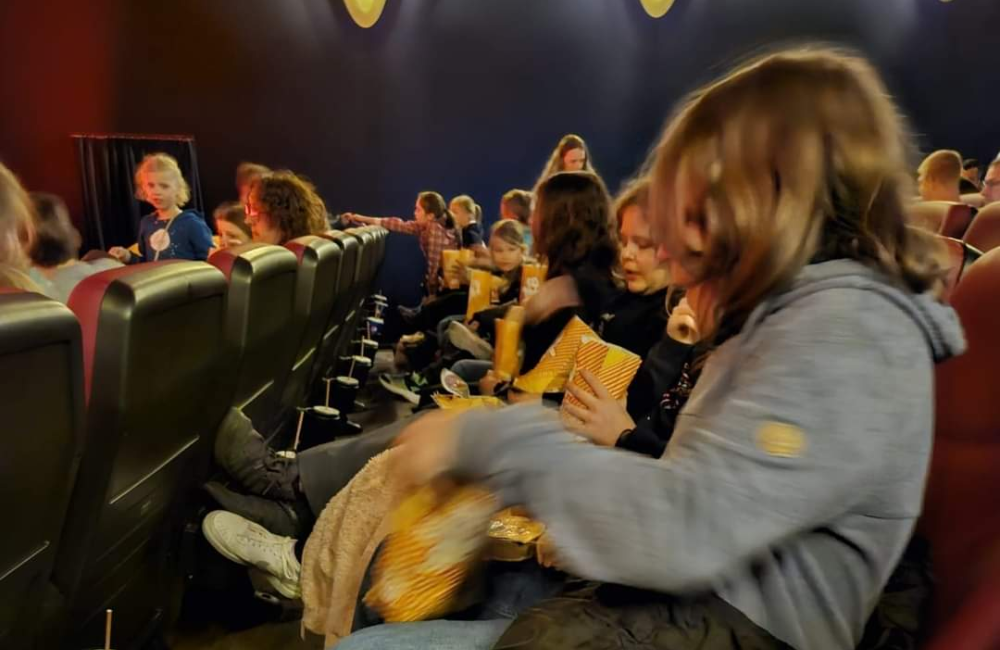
533, 171, 619, 278
648, 47, 946, 338
417, 191, 456, 229
536, 134, 595, 189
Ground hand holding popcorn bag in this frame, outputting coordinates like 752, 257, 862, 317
512, 316, 598, 394
364, 483, 497, 622
561, 336, 643, 423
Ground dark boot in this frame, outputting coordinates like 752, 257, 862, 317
214, 408, 299, 501
204, 481, 310, 539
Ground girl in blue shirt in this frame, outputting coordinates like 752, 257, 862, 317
110, 153, 213, 263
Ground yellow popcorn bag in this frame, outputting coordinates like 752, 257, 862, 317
519, 263, 548, 303
465, 269, 494, 321
364, 484, 497, 622
431, 394, 505, 411
441, 249, 462, 290
513, 317, 597, 394
486, 508, 547, 562
561, 336, 643, 419
493, 318, 523, 381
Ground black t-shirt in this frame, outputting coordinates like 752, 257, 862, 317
460, 222, 485, 248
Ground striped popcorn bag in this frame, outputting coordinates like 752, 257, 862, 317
512, 316, 598, 394
364, 483, 498, 623
561, 336, 643, 421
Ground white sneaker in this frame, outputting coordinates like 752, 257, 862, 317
202, 510, 302, 599
447, 321, 494, 360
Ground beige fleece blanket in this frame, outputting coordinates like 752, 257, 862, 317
300, 448, 407, 647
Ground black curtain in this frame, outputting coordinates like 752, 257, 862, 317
73, 134, 207, 251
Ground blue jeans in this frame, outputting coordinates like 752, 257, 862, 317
452, 359, 493, 385
333, 619, 510, 650
343, 561, 565, 650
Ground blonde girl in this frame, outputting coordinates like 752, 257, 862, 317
110, 153, 213, 263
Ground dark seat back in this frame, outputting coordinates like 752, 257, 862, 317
57, 261, 229, 647
210, 243, 300, 433
280, 236, 342, 413
316, 232, 361, 381
0, 292, 84, 650
964, 202, 1000, 254
345, 227, 376, 334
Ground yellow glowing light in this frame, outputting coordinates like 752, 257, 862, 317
640, 0, 676, 18
344, 0, 387, 28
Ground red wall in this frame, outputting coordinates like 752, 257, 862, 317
0, 0, 120, 225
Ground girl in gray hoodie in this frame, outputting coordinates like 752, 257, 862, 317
337, 47, 966, 650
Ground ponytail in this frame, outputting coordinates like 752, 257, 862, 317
473, 203, 483, 223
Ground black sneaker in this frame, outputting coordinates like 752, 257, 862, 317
214, 408, 299, 501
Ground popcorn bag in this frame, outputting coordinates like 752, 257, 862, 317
520, 263, 548, 303
493, 317, 523, 381
486, 508, 547, 562
364, 484, 498, 622
465, 269, 495, 321
513, 317, 597, 394
441, 250, 462, 290
561, 336, 643, 419
431, 394, 505, 411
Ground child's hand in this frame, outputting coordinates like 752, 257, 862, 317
536, 532, 561, 569
478, 369, 502, 396
391, 410, 462, 488
343, 213, 368, 225
563, 370, 635, 447
108, 246, 131, 263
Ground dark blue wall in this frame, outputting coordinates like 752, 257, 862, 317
5, 0, 999, 306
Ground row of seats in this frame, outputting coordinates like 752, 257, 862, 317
911, 201, 1000, 253
0, 227, 387, 649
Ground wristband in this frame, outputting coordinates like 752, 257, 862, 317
615, 428, 635, 448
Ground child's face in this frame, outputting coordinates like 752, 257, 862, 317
490, 237, 523, 273
414, 199, 429, 223
620, 204, 670, 294
217, 220, 250, 249
450, 202, 472, 227
562, 147, 587, 172
499, 201, 514, 221
141, 170, 181, 212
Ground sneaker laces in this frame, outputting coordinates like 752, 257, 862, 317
235, 524, 301, 582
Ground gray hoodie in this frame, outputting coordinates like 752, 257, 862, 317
453, 259, 965, 650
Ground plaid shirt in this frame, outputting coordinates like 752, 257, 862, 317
380, 217, 459, 293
